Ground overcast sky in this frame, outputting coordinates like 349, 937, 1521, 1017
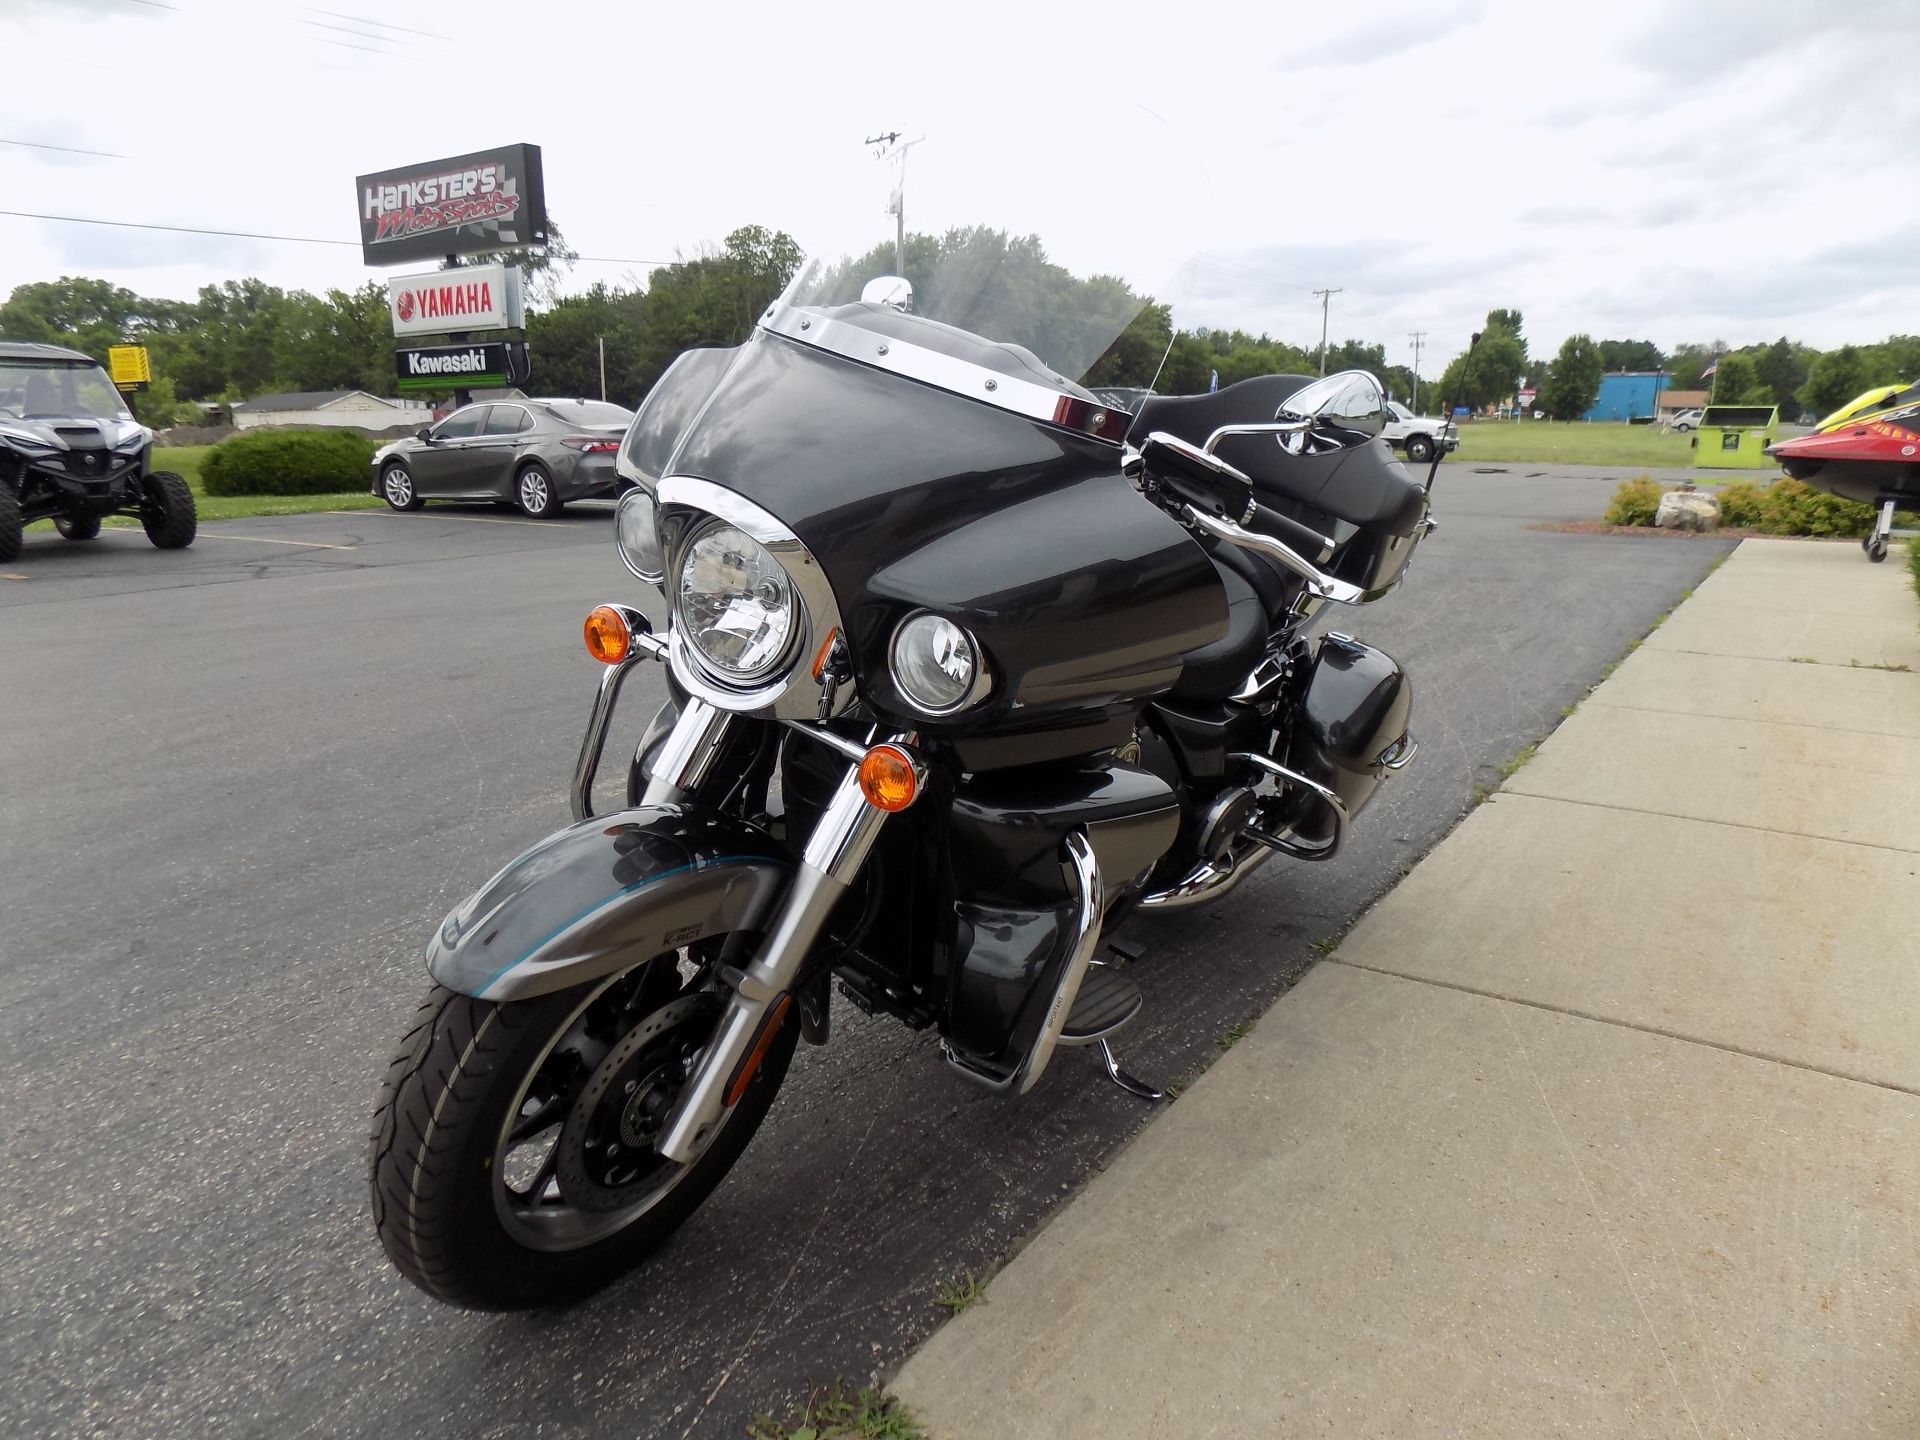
3, 0, 1916, 374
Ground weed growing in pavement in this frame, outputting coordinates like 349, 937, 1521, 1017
933, 1269, 991, 1317
1216, 1020, 1254, 1053
1908, 537, 1920, 601
1849, 658, 1913, 672
748, 1384, 923, 1440
1789, 656, 1818, 664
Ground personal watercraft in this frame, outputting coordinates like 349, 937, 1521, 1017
1768, 380, 1920, 561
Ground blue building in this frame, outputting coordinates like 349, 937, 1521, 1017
1582, 372, 1668, 421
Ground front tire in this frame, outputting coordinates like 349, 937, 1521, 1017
381, 464, 425, 511
55, 514, 101, 541
516, 464, 561, 518
0, 485, 22, 563
369, 959, 796, 1310
1404, 434, 1435, 463
140, 471, 197, 550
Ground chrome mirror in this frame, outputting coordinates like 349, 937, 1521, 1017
1277, 369, 1388, 439
859, 275, 914, 312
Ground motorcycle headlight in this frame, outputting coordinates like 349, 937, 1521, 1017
890, 612, 985, 716
614, 487, 664, 583
674, 519, 796, 682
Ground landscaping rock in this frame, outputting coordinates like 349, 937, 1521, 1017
1656, 488, 1721, 531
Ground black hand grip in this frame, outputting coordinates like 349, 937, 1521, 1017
1248, 501, 1334, 561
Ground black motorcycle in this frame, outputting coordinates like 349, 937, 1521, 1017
369, 229, 1433, 1312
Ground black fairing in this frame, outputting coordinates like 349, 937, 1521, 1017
1282, 634, 1412, 843
942, 762, 1177, 1070
632, 327, 1227, 767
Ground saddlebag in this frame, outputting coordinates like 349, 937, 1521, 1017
1279, 634, 1412, 845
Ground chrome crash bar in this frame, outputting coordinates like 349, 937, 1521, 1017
570, 604, 667, 822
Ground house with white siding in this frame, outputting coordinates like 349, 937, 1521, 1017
231, 390, 427, 431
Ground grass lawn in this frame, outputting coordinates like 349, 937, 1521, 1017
1443, 421, 1714, 468
33, 444, 385, 529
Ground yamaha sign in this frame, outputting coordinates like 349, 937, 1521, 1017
395, 341, 530, 393
386, 263, 524, 338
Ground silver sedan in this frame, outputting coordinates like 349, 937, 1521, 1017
370, 397, 635, 517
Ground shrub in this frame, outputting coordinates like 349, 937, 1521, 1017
1749, 477, 1875, 537
199, 428, 377, 496
1713, 480, 1765, 529
1604, 476, 1663, 527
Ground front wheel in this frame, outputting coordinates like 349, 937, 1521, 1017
369, 950, 796, 1310
1404, 434, 1435, 463
140, 471, 197, 550
381, 463, 425, 511
516, 464, 561, 518
0, 485, 20, 563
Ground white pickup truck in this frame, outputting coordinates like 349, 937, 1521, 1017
1381, 401, 1459, 463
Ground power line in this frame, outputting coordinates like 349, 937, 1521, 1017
0, 139, 127, 160
0, 209, 678, 267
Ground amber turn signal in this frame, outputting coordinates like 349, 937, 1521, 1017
857, 744, 919, 812
583, 605, 632, 665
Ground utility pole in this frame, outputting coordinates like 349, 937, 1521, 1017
1408, 330, 1427, 410
598, 336, 606, 402
1313, 287, 1342, 375
866, 130, 922, 276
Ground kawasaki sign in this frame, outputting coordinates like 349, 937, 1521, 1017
395, 341, 530, 393
356, 143, 548, 266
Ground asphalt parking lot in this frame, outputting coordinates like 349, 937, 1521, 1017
0, 477, 1733, 1439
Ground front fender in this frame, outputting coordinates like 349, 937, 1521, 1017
427, 806, 792, 1002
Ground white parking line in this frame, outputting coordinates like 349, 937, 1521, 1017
194, 533, 357, 551
1, 572, 27, 581
341, 509, 566, 529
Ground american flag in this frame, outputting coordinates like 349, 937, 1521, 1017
1701, 361, 1719, 378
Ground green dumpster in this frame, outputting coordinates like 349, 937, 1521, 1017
1693, 404, 1778, 468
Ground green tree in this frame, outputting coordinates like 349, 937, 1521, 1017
1709, 352, 1773, 406
1751, 337, 1806, 417
1597, 338, 1665, 373
1435, 314, 1527, 412
1539, 333, 1604, 420
1799, 345, 1869, 418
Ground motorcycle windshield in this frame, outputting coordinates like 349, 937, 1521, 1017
765, 116, 1207, 435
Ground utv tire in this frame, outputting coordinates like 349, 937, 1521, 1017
0, 486, 21, 563
1404, 434, 1435, 463
369, 978, 796, 1311
516, 464, 561, 518
55, 514, 101, 541
141, 471, 197, 550
381, 463, 425, 512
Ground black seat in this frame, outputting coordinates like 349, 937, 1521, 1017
1131, 374, 1427, 538
1171, 561, 1268, 697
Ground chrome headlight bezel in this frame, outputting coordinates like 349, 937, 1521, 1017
888, 610, 992, 717
672, 516, 799, 686
614, 486, 665, 584
652, 475, 851, 721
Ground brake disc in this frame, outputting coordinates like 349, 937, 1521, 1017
554, 994, 715, 1213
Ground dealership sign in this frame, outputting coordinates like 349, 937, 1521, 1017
387, 264, 524, 338
355, 143, 548, 266
395, 341, 530, 392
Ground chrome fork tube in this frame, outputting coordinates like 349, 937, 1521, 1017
639, 695, 733, 806
654, 756, 900, 1165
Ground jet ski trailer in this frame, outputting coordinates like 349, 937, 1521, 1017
1768, 381, 1920, 563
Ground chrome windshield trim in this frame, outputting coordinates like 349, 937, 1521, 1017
655, 475, 853, 720
759, 303, 1128, 444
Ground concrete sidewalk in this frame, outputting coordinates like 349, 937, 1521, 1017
895, 539, 1920, 1440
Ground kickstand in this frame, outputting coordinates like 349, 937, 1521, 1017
1098, 1039, 1166, 1101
